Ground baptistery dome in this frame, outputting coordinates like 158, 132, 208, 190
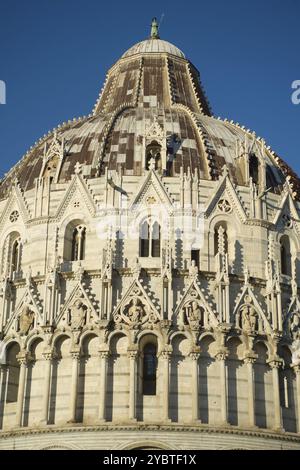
0, 20, 300, 450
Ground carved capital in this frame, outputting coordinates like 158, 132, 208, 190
243, 356, 257, 365
98, 344, 109, 360
214, 348, 228, 361
268, 357, 283, 369
42, 349, 56, 361
160, 348, 172, 360
291, 364, 300, 375
190, 352, 200, 361
16, 351, 32, 366
70, 350, 81, 361
127, 349, 139, 359
243, 350, 258, 365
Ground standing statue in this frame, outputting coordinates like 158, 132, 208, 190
70, 299, 86, 329
19, 305, 35, 335
241, 304, 257, 333
188, 301, 203, 328
127, 297, 144, 324
290, 312, 300, 341
189, 301, 202, 323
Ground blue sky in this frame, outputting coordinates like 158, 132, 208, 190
0, 0, 299, 178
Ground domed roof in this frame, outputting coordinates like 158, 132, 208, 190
121, 39, 185, 59
1, 22, 299, 201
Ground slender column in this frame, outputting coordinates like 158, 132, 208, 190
40, 350, 54, 424
15, 353, 29, 427
160, 350, 171, 423
292, 365, 300, 433
269, 359, 283, 431
69, 350, 80, 423
190, 351, 200, 422
244, 356, 257, 428
128, 349, 138, 422
98, 351, 109, 422
215, 350, 228, 425
0, 364, 8, 428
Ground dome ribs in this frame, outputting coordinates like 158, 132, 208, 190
141, 57, 165, 108
1, 33, 298, 201
186, 62, 212, 116
273, 153, 300, 201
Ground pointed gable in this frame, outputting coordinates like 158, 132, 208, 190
56, 279, 99, 327
205, 169, 247, 223
175, 278, 219, 328
233, 284, 271, 334
112, 278, 161, 328
129, 170, 174, 214
55, 172, 97, 222
0, 182, 30, 236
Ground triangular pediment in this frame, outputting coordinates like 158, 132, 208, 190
273, 191, 300, 237
56, 281, 99, 327
55, 173, 97, 221
112, 279, 161, 328
129, 170, 173, 214
3, 283, 43, 336
175, 279, 219, 328
233, 284, 271, 334
145, 117, 164, 142
0, 183, 30, 236
205, 171, 247, 222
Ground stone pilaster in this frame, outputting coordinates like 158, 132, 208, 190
292, 365, 300, 434
269, 358, 284, 431
243, 353, 257, 428
0, 363, 8, 424
40, 349, 55, 424
160, 349, 172, 423
98, 350, 109, 422
190, 350, 200, 422
68, 350, 80, 423
128, 348, 138, 422
215, 349, 228, 426
15, 352, 31, 428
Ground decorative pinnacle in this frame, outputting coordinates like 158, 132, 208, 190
150, 17, 160, 39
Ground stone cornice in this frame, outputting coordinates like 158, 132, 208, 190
0, 423, 299, 444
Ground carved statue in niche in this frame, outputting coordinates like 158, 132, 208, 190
292, 338, 300, 366
290, 311, 300, 341
127, 297, 144, 324
181, 300, 203, 329
70, 298, 87, 329
114, 288, 159, 328
240, 303, 258, 333
19, 305, 35, 335
146, 141, 162, 172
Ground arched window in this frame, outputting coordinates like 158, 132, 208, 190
249, 153, 259, 185
3, 232, 22, 277
71, 225, 86, 261
42, 155, 59, 181
214, 223, 228, 256
140, 221, 150, 257
151, 221, 161, 257
6, 343, 21, 403
143, 343, 157, 395
11, 237, 21, 273
280, 235, 292, 276
139, 220, 161, 258
146, 141, 162, 173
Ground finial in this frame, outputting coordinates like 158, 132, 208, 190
150, 17, 160, 39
